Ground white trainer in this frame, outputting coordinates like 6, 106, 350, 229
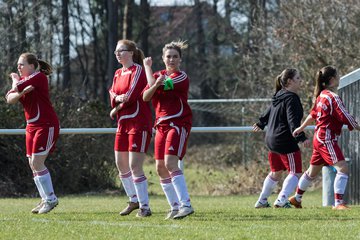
255, 201, 271, 208
38, 199, 59, 214
31, 200, 45, 214
173, 206, 194, 219
165, 209, 179, 220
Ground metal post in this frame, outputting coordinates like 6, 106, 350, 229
322, 158, 351, 206
322, 166, 336, 206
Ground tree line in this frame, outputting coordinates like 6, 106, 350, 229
1, 0, 360, 102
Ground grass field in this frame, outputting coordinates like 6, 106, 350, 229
1, 191, 360, 240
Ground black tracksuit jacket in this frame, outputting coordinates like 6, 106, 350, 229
256, 89, 307, 154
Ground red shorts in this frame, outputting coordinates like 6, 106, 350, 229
154, 124, 190, 160
268, 150, 302, 173
26, 125, 60, 157
310, 139, 345, 166
114, 131, 151, 152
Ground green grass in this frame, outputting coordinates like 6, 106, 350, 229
143, 163, 242, 196
1, 192, 360, 239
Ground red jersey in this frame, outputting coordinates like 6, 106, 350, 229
109, 64, 152, 133
7, 71, 59, 127
149, 70, 192, 127
310, 89, 358, 143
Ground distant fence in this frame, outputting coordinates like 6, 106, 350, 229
0, 98, 273, 135
338, 68, 360, 205
0, 126, 320, 135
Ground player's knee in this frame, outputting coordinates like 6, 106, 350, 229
336, 161, 349, 174
31, 162, 45, 172
294, 173, 302, 179
165, 162, 178, 173
156, 161, 168, 177
269, 171, 282, 181
130, 164, 142, 176
28, 160, 35, 170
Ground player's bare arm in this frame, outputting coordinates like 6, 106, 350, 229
143, 74, 165, 102
110, 102, 123, 119
293, 114, 314, 136
6, 85, 34, 104
143, 57, 156, 86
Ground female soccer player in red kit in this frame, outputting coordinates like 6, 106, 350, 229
143, 41, 194, 219
289, 66, 360, 209
253, 68, 310, 208
5, 53, 60, 214
109, 40, 153, 217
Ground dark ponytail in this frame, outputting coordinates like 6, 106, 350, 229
133, 48, 145, 66
38, 60, 53, 75
275, 68, 298, 93
275, 75, 283, 93
313, 66, 337, 98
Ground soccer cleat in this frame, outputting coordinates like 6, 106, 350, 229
136, 208, 152, 217
165, 209, 179, 220
288, 196, 302, 208
332, 204, 350, 210
119, 202, 139, 216
173, 206, 194, 219
274, 201, 291, 208
38, 199, 59, 214
255, 201, 271, 208
31, 200, 45, 214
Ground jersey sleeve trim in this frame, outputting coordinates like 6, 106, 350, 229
125, 64, 142, 100
16, 71, 40, 92
171, 71, 187, 84
331, 92, 358, 128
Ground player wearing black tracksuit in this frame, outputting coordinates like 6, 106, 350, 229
256, 89, 307, 154
253, 68, 309, 208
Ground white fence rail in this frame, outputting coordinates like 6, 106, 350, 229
0, 126, 325, 135
188, 98, 271, 103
